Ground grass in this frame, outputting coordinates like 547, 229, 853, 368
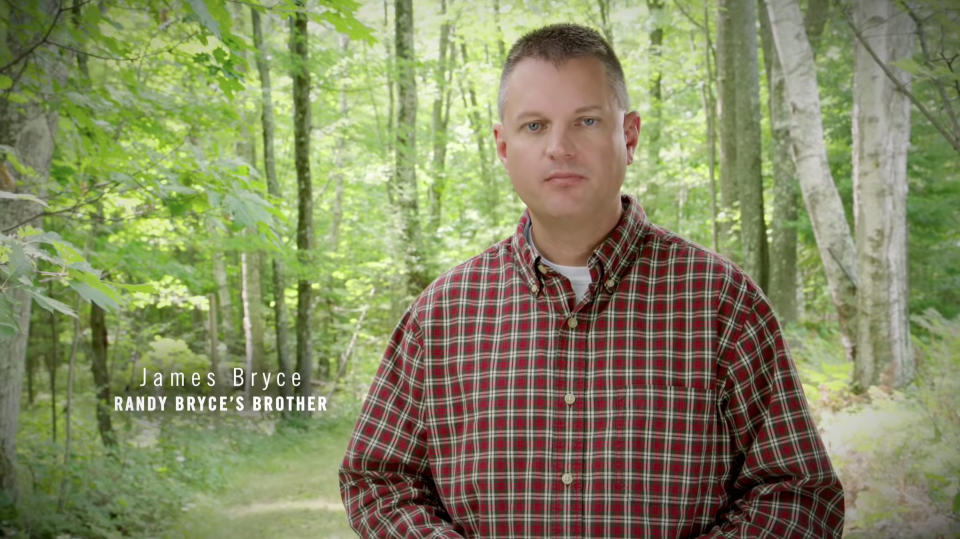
167, 414, 357, 538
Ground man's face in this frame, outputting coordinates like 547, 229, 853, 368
494, 56, 640, 225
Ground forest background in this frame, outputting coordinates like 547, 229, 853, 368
0, 0, 958, 537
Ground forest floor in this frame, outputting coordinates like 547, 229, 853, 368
166, 414, 357, 538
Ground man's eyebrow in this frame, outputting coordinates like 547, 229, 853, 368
512, 105, 604, 122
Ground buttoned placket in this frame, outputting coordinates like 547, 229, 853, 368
535, 259, 600, 538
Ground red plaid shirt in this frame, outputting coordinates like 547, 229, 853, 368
340, 196, 844, 537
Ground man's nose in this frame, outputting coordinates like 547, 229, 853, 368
545, 126, 575, 160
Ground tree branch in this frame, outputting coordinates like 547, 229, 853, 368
902, 1, 960, 138
838, 1, 960, 156
0, 0, 79, 74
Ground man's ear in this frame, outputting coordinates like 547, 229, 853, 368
624, 111, 641, 165
493, 124, 507, 164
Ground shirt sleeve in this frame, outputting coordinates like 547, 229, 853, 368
339, 309, 465, 538
703, 276, 845, 538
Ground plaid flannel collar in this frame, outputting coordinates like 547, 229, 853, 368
510, 194, 651, 296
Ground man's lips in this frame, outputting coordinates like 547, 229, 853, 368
544, 172, 586, 183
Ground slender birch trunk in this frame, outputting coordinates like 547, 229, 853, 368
764, 0, 859, 361
852, 0, 914, 389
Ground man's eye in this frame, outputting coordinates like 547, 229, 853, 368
525, 121, 541, 132
581, 117, 597, 126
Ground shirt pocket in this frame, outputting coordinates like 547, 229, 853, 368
609, 383, 725, 528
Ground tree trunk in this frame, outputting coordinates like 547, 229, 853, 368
394, 0, 428, 296
332, 34, 349, 251
804, 0, 830, 55
697, 6, 720, 253
851, 0, 914, 390
0, 0, 64, 503
731, 0, 769, 290
759, 0, 799, 322
57, 304, 81, 512
47, 283, 59, 443
598, 0, 614, 45
493, 0, 505, 61
765, 0, 858, 361
251, 7, 292, 393
459, 42, 495, 232
715, 0, 739, 259
384, 0, 395, 173
208, 292, 220, 381
210, 229, 235, 358
646, 0, 664, 171
290, 0, 313, 394
89, 302, 115, 447
428, 0, 452, 236
241, 252, 254, 399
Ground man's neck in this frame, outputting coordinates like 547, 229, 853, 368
528, 202, 622, 266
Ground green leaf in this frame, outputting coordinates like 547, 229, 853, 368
114, 282, 155, 294
185, 0, 221, 40
67, 270, 122, 311
0, 74, 12, 90
954, 488, 960, 516
68, 281, 120, 312
6, 242, 32, 279
28, 288, 77, 318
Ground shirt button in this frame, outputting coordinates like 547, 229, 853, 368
564, 393, 576, 405
561, 473, 574, 485
566, 317, 578, 329
604, 278, 617, 291
537, 263, 549, 274
530, 284, 539, 294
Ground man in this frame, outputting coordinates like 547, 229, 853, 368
340, 23, 844, 537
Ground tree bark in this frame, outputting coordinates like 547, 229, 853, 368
804, 0, 830, 55
732, 0, 769, 290
715, 0, 739, 259
0, 0, 64, 503
765, 0, 858, 361
394, 0, 428, 296
332, 34, 349, 251
251, 7, 292, 393
459, 42, 495, 232
759, 0, 799, 322
241, 252, 254, 398
210, 228, 235, 358
646, 0, 664, 171
696, 6, 720, 253
428, 0, 452, 236
851, 0, 914, 390
598, 0, 614, 45
57, 303, 81, 512
207, 292, 220, 382
47, 283, 59, 442
290, 0, 313, 393
89, 302, 115, 447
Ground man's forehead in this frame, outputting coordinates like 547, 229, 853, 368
501, 57, 614, 120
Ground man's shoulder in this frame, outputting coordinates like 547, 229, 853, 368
411, 237, 515, 312
642, 223, 745, 281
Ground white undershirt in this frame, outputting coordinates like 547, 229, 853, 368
524, 222, 593, 302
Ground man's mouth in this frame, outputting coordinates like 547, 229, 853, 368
545, 172, 586, 183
